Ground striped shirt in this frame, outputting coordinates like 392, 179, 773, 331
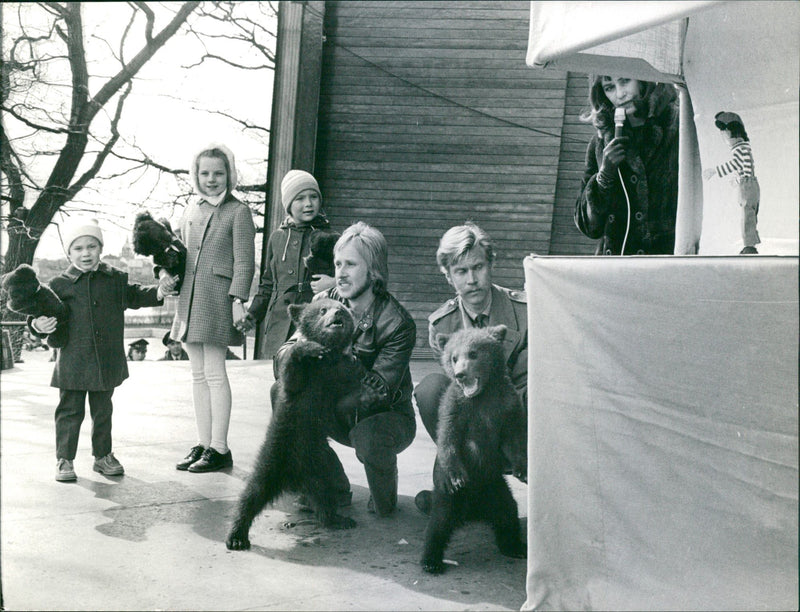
715, 141, 756, 182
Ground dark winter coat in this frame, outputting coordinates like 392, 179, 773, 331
249, 215, 332, 360
575, 85, 680, 255
38, 262, 161, 391
170, 195, 256, 346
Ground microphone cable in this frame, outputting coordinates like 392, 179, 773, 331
618, 167, 632, 255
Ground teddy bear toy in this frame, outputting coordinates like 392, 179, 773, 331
303, 229, 340, 278
132, 211, 187, 291
1, 264, 69, 323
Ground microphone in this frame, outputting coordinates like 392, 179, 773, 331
614, 107, 626, 139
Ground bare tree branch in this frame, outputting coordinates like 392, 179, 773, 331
132, 1, 155, 44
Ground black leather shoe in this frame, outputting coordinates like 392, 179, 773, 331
188, 447, 233, 472
414, 490, 432, 516
176, 445, 205, 471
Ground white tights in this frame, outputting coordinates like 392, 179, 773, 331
183, 342, 231, 454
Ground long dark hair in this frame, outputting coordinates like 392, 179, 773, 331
580, 75, 665, 136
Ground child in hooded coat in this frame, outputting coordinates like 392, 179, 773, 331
238, 170, 336, 360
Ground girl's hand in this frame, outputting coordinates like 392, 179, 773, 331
235, 312, 256, 333
232, 300, 247, 328
702, 168, 716, 181
310, 274, 335, 294
32, 316, 57, 334
599, 136, 629, 175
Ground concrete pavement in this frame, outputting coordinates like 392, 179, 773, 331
0, 345, 528, 611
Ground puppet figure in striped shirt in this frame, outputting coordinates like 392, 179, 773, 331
703, 111, 761, 254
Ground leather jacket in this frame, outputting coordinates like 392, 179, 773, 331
274, 287, 416, 423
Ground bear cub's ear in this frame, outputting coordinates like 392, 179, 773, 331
288, 303, 306, 325
435, 332, 450, 352
486, 325, 508, 343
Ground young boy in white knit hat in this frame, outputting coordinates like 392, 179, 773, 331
236, 169, 338, 359
30, 218, 168, 482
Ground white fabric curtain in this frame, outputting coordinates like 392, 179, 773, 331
526, 1, 721, 81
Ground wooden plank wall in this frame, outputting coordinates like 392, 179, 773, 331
314, 0, 569, 354
549, 71, 600, 255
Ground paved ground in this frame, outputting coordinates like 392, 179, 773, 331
1, 343, 528, 611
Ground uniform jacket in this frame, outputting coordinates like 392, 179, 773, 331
575, 85, 680, 255
249, 216, 332, 359
428, 284, 528, 400
40, 262, 161, 391
171, 195, 256, 346
275, 287, 417, 424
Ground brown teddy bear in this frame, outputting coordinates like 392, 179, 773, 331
2, 264, 70, 346
132, 211, 187, 291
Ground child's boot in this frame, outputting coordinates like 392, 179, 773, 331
56, 458, 77, 482
93, 452, 124, 476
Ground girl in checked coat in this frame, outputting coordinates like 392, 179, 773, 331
166, 143, 256, 473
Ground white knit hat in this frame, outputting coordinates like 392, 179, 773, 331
281, 170, 321, 213
190, 143, 238, 196
62, 218, 104, 251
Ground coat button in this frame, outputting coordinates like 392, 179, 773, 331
292, 240, 299, 246
635, 211, 644, 221
608, 214, 615, 223
604, 249, 613, 255
630, 174, 638, 184
288, 269, 294, 275
636, 249, 645, 255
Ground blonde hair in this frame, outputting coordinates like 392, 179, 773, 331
436, 223, 495, 275
334, 222, 389, 295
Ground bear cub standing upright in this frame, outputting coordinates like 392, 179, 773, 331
226, 298, 364, 550
421, 325, 528, 574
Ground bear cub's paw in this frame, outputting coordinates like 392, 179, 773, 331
225, 531, 251, 551
421, 558, 447, 575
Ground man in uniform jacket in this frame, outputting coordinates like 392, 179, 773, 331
412, 223, 527, 514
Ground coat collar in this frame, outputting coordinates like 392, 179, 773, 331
279, 214, 331, 231
64, 261, 114, 283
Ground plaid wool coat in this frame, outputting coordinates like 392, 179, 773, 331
171, 195, 255, 346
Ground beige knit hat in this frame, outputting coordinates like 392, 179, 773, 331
62, 218, 104, 251
281, 170, 321, 213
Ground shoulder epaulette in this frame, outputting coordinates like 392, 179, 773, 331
498, 285, 527, 304
429, 298, 458, 323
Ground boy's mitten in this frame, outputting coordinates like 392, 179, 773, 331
132, 211, 187, 291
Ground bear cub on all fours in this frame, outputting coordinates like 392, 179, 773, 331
421, 325, 528, 574
226, 298, 364, 551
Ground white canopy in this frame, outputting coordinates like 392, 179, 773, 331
527, 1, 799, 255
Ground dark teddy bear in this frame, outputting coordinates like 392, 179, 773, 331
2, 264, 69, 320
1, 264, 70, 346
421, 325, 528, 574
302, 229, 340, 278
132, 211, 187, 291
227, 298, 367, 550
